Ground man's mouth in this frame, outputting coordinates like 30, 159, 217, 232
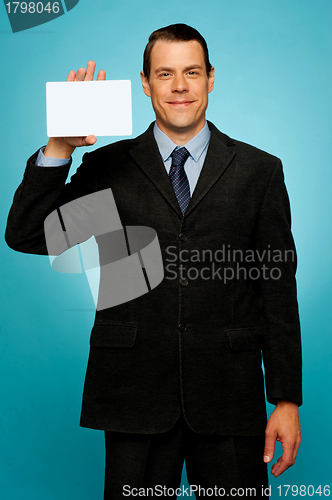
167, 100, 194, 107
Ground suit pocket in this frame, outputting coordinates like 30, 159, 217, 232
226, 327, 262, 351
90, 324, 137, 348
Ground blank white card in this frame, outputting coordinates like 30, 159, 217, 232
46, 80, 132, 137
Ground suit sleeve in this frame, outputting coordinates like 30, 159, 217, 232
5, 149, 97, 254
256, 159, 302, 406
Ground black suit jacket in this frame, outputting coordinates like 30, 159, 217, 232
5, 121, 302, 436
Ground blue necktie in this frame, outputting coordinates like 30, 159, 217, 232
169, 147, 191, 215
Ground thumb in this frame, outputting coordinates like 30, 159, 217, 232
82, 135, 97, 146
264, 431, 276, 463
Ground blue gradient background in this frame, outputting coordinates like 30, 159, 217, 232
1, 0, 331, 498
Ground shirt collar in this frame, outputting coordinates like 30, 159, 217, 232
153, 121, 211, 163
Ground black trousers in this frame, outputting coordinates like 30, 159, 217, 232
104, 413, 268, 499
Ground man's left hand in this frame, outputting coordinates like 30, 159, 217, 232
264, 400, 301, 477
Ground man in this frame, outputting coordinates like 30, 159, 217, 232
6, 24, 301, 499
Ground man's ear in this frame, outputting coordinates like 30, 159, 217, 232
208, 67, 215, 94
140, 71, 151, 97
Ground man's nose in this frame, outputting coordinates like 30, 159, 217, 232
171, 74, 188, 92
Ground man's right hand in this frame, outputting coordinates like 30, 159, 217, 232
43, 60, 106, 159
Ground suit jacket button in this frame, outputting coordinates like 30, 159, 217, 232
179, 233, 188, 241
178, 323, 187, 332
179, 278, 188, 286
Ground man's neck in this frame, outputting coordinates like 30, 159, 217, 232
155, 120, 206, 146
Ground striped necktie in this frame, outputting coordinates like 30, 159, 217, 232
169, 147, 191, 215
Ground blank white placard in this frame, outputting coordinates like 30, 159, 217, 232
46, 80, 132, 137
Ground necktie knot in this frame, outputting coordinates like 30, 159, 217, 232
170, 147, 190, 168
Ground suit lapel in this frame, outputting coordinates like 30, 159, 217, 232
129, 123, 183, 217
185, 121, 236, 216
129, 121, 236, 219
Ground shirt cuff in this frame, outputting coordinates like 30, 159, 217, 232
35, 147, 71, 167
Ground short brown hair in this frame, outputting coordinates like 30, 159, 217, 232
143, 23, 212, 80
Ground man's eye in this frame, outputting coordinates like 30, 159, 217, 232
160, 73, 170, 77
188, 71, 197, 75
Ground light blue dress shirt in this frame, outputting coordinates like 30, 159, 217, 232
35, 121, 211, 195
35, 147, 70, 167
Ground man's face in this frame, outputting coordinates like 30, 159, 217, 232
141, 40, 215, 142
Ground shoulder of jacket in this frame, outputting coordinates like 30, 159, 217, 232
208, 121, 281, 166
233, 139, 280, 165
